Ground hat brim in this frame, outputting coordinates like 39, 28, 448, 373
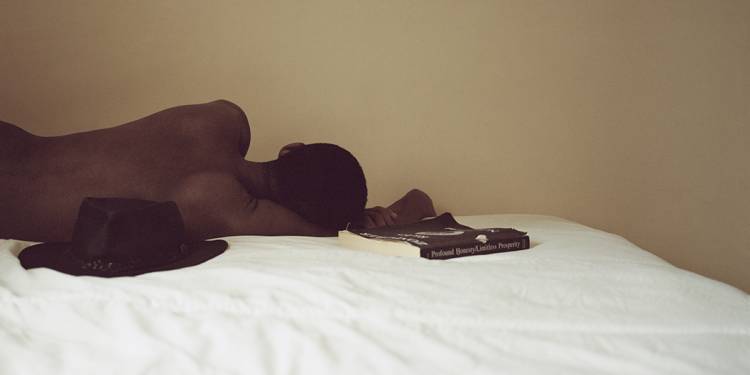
19, 240, 228, 277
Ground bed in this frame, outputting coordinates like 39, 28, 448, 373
1, 214, 748, 374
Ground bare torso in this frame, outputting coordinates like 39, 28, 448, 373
2, 100, 437, 243
1, 100, 252, 241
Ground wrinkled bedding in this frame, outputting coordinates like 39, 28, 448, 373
1, 214, 748, 374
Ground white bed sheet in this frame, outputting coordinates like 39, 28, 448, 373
1, 214, 748, 375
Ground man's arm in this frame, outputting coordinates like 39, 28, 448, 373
219, 188, 436, 236
177, 173, 435, 237
222, 198, 337, 237
360, 189, 437, 228
174, 172, 336, 239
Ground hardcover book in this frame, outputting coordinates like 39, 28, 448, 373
338, 213, 530, 259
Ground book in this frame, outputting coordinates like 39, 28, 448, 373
338, 213, 530, 259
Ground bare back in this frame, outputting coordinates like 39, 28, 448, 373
1, 100, 251, 241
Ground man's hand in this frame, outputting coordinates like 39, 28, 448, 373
362, 206, 398, 228
359, 189, 436, 229
279, 142, 305, 157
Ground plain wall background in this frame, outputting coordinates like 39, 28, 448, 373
1, 1, 748, 292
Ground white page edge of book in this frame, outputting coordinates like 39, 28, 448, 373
337, 231, 421, 257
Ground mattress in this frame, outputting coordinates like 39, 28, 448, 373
1, 214, 748, 374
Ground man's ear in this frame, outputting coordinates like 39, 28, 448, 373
279, 143, 305, 158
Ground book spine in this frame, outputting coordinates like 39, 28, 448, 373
420, 236, 530, 260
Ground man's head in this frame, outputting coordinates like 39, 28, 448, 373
268, 143, 367, 230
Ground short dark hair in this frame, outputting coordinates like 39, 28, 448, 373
270, 143, 367, 230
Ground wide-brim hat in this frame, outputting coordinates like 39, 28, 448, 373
19, 197, 227, 277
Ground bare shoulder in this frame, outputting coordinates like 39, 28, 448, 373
178, 99, 251, 156
148, 99, 247, 124
123, 100, 251, 156
191, 99, 249, 126
0, 120, 36, 160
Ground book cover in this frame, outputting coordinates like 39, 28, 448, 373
338, 213, 530, 259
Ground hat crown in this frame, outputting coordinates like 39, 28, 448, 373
71, 198, 185, 263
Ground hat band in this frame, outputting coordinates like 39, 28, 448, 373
68, 244, 187, 275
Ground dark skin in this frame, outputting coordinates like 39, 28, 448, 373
0, 100, 436, 242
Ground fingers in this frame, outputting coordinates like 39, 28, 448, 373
363, 214, 375, 229
388, 208, 398, 223
363, 206, 398, 228
279, 142, 306, 157
403, 189, 437, 218
367, 209, 387, 227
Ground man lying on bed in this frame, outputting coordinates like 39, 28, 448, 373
0, 99, 436, 242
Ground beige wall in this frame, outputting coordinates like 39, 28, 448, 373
2, 1, 748, 292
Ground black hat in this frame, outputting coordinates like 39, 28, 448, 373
19, 197, 227, 277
